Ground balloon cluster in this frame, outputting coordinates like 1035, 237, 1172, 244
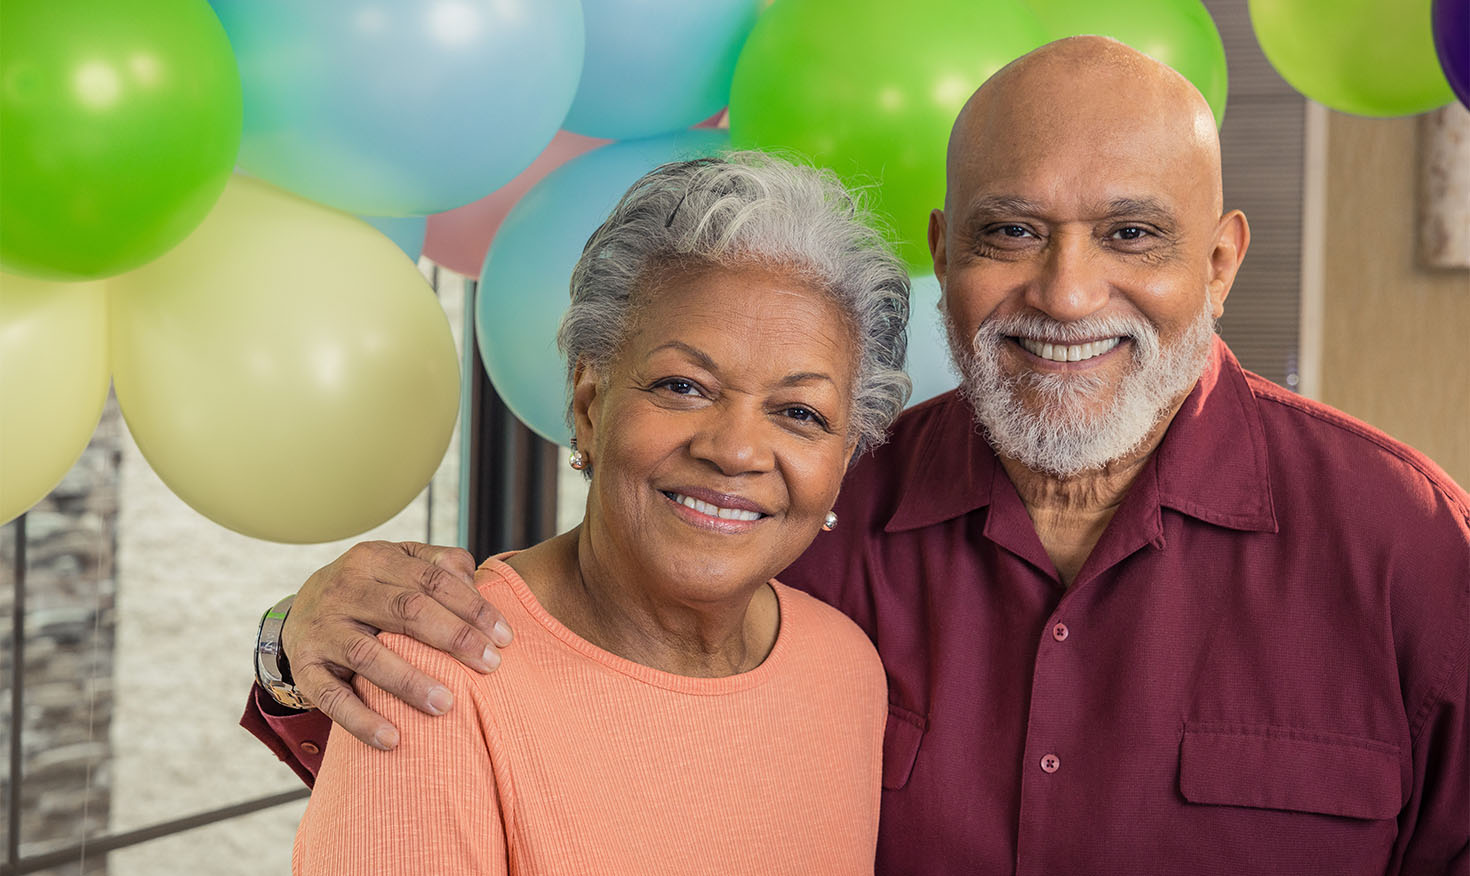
0, 0, 749, 539
0, 0, 595, 540
7, 0, 1456, 541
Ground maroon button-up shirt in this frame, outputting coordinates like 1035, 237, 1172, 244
244, 339, 1468, 874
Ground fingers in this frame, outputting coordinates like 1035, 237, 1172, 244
285, 541, 509, 683
408, 543, 511, 646
405, 542, 477, 583
295, 628, 469, 750
375, 544, 514, 653
293, 659, 403, 751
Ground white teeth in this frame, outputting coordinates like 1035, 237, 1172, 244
672, 493, 762, 522
1019, 336, 1121, 363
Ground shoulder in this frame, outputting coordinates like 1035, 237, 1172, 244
836, 390, 972, 527
1241, 372, 1468, 715
372, 566, 525, 702
1245, 371, 1469, 531
770, 581, 883, 676
847, 391, 963, 483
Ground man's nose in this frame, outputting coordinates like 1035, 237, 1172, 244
687, 402, 776, 477
1025, 231, 1110, 323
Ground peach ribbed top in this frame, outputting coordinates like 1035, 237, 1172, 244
293, 557, 886, 875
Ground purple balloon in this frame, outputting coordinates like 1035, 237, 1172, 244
1435, 0, 1470, 108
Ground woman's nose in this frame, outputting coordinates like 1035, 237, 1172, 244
687, 403, 775, 476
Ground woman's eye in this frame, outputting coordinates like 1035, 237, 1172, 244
781, 406, 826, 428
654, 378, 700, 396
652, 379, 702, 399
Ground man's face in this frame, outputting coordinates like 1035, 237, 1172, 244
931, 78, 1238, 477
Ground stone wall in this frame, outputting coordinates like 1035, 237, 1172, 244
0, 396, 120, 876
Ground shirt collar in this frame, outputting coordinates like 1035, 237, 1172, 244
1153, 337, 1278, 532
885, 392, 997, 533
886, 337, 1278, 534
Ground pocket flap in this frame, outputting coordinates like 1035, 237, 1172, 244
882, 703, 926, 791
1180, 723, 1401, 820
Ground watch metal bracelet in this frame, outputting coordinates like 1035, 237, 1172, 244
256, 594, 315, 711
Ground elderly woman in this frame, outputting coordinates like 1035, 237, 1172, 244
290, 152, 911, 874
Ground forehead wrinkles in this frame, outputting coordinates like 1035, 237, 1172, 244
951, 133, 1219, 230
625, 273, 856, 379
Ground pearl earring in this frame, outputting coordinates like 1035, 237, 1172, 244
822, 511, 838, 531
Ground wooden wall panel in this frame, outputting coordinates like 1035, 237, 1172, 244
1319, 112, 1470, 487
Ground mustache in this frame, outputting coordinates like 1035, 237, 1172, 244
971, 312, 1159, 349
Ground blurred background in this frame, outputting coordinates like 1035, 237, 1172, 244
1, 0, 1465, 873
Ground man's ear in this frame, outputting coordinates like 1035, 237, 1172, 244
1206, 210, 1250, 318
928, 208, 949, 293
571, 358, 602, 456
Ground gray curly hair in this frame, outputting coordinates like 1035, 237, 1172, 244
557, 150, 911, 457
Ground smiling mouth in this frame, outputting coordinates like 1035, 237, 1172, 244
661, 491, 767, 522
1014, 336, 1124, 363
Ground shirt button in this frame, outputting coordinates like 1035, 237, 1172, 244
1040, 754, 1061, 774
1052, 623, 1069, 642
300, 742, 321, 755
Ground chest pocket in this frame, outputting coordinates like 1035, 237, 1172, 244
882, 703, 927, 791
1179, 723, 1402, 820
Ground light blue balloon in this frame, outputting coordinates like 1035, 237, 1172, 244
562, 0, 761, 140
361, 215, 426, 262
210, 0, 585, 216
906, 275, 960, 407
477, 130, 730, 444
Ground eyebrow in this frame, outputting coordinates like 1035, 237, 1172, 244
961, 195, 1178, 230
962, 195, 1046, 223
1094, 197, 1178, 228
647, 341, 717, 371
779, 372, 838, 388
645, 342, 838, 388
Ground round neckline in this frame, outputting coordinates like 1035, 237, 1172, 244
482, 554, 790, 696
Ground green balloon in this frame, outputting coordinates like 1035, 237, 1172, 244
1030, 0, 1229, 128
0, 0, 242, 280
1249, 0, 1453, 116
729, 0, 1049, 272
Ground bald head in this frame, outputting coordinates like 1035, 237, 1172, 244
946, 36, 1222, 216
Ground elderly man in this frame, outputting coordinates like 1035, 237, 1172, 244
244, 37, 1468, 874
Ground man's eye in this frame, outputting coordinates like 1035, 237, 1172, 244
1112, 226, 1149, 240
997, 225, 1031, 238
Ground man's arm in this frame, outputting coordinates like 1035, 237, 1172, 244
1390, 479, 1470, 875
1394, 673, 1469, 875
239, 540, 513, 779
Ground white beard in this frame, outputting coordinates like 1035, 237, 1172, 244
948, 298, 1217, 478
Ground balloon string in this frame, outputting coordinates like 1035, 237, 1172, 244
79, 437, 108, 870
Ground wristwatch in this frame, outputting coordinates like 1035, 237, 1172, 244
255, 594, 315, 711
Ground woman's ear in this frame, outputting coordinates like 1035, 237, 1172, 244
571, 358, 602, 456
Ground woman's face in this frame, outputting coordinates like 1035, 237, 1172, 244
575, 264, 859, 598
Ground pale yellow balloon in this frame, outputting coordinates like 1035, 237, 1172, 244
109, 175, 460, 544
0, 274, 111, 524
